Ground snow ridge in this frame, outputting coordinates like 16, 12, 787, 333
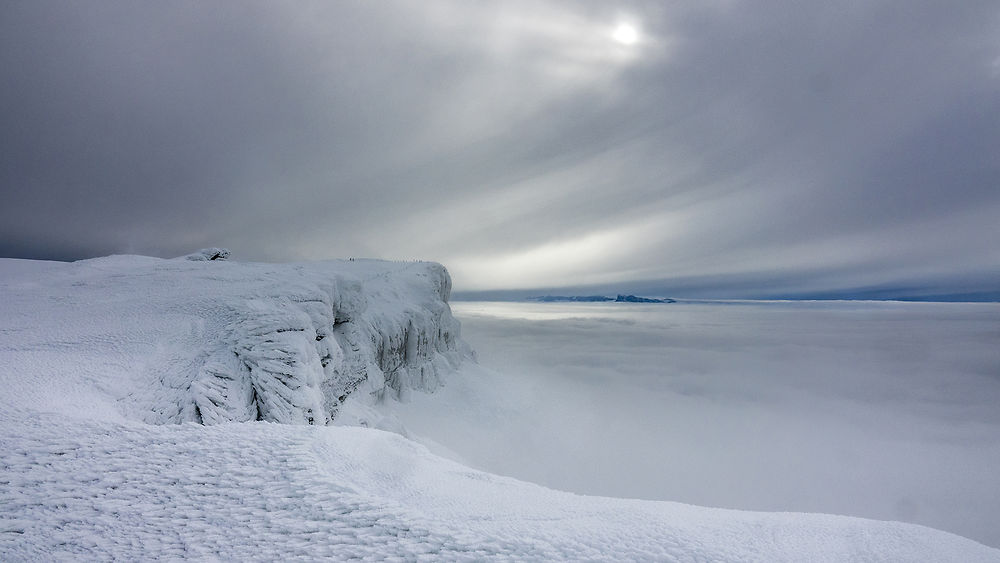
0, 253, 469, 426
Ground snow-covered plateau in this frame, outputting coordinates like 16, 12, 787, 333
1, 254, 997, 561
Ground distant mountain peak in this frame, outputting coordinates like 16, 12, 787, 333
615, 294, 675, 303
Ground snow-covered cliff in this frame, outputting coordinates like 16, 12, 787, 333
0, 252, 471, 426
2, 253, 998, 561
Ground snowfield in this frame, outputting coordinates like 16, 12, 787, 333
4, 412, 996, 561
1, 255, 997, 561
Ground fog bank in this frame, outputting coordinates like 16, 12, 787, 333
392, 301, 1000, 548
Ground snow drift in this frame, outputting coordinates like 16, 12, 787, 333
1, 254, 997, 561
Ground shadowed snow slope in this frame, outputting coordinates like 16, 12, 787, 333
1, 256, 997, 561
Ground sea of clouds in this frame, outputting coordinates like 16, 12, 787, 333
391, 300, 1000, 548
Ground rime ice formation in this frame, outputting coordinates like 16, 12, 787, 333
0, 254, 470, 426
169, 258, 467, 426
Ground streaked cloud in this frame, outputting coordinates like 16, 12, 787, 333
1, 1, 996, 297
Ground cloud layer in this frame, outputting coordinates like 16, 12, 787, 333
394, 301, 1000, 547
2, 1, 997, 295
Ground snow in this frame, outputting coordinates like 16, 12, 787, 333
6, 411, 995, 561
1, 255, 998, 561
0, 253, 467, 426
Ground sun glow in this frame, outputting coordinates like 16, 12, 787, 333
612, 23, 639, 45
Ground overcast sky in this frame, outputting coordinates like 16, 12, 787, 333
2, 1, 998, 296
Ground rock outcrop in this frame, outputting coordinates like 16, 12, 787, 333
31, 254, 475, 426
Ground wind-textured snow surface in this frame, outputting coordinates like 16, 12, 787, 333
1, 256, 998, 561
5, 411, 998, 562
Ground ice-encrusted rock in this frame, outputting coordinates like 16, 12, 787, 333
180, 259, 470, 426
1, 254, 471, 426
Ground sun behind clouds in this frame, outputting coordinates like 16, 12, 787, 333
612, 22, 639, 45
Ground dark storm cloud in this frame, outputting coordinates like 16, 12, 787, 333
2, 1, 998, 295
